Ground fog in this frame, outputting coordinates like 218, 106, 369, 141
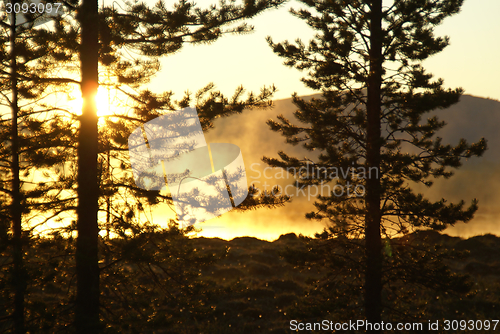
157, 94, 500, 241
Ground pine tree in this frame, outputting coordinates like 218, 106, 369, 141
2, 0, 288, 330
74, 0, 100, 331
0, 7, 78, 332
7, 9, 25, 333
72, 0, 287, 331
265, 0, 486, 327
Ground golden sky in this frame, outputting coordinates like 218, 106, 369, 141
146, 0, 500, 102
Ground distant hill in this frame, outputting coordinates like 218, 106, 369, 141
196, 94, 500, 240
195, 230, 500, 280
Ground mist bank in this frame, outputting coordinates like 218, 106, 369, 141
160, 94, 500, 241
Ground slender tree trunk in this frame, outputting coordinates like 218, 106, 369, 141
364, 0, 383, 330
9, 8, 26, 334
75, 0, 100, 331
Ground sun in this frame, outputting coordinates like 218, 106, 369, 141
95, 86, 118, 117
67, 86, 119, 117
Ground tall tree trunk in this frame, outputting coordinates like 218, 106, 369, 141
9, 8, 26, 334
364, 0, 383, 330
75, 0, 100, 331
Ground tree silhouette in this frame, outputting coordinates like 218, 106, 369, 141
0, 7, 78, 332
72, 0, 287, 331
265, 0, 486, 327
75, 0, 100, 331
7, 10, 25, 333
2, 0, 288, 330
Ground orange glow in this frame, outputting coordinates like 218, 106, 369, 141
68, 86, 117, 117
